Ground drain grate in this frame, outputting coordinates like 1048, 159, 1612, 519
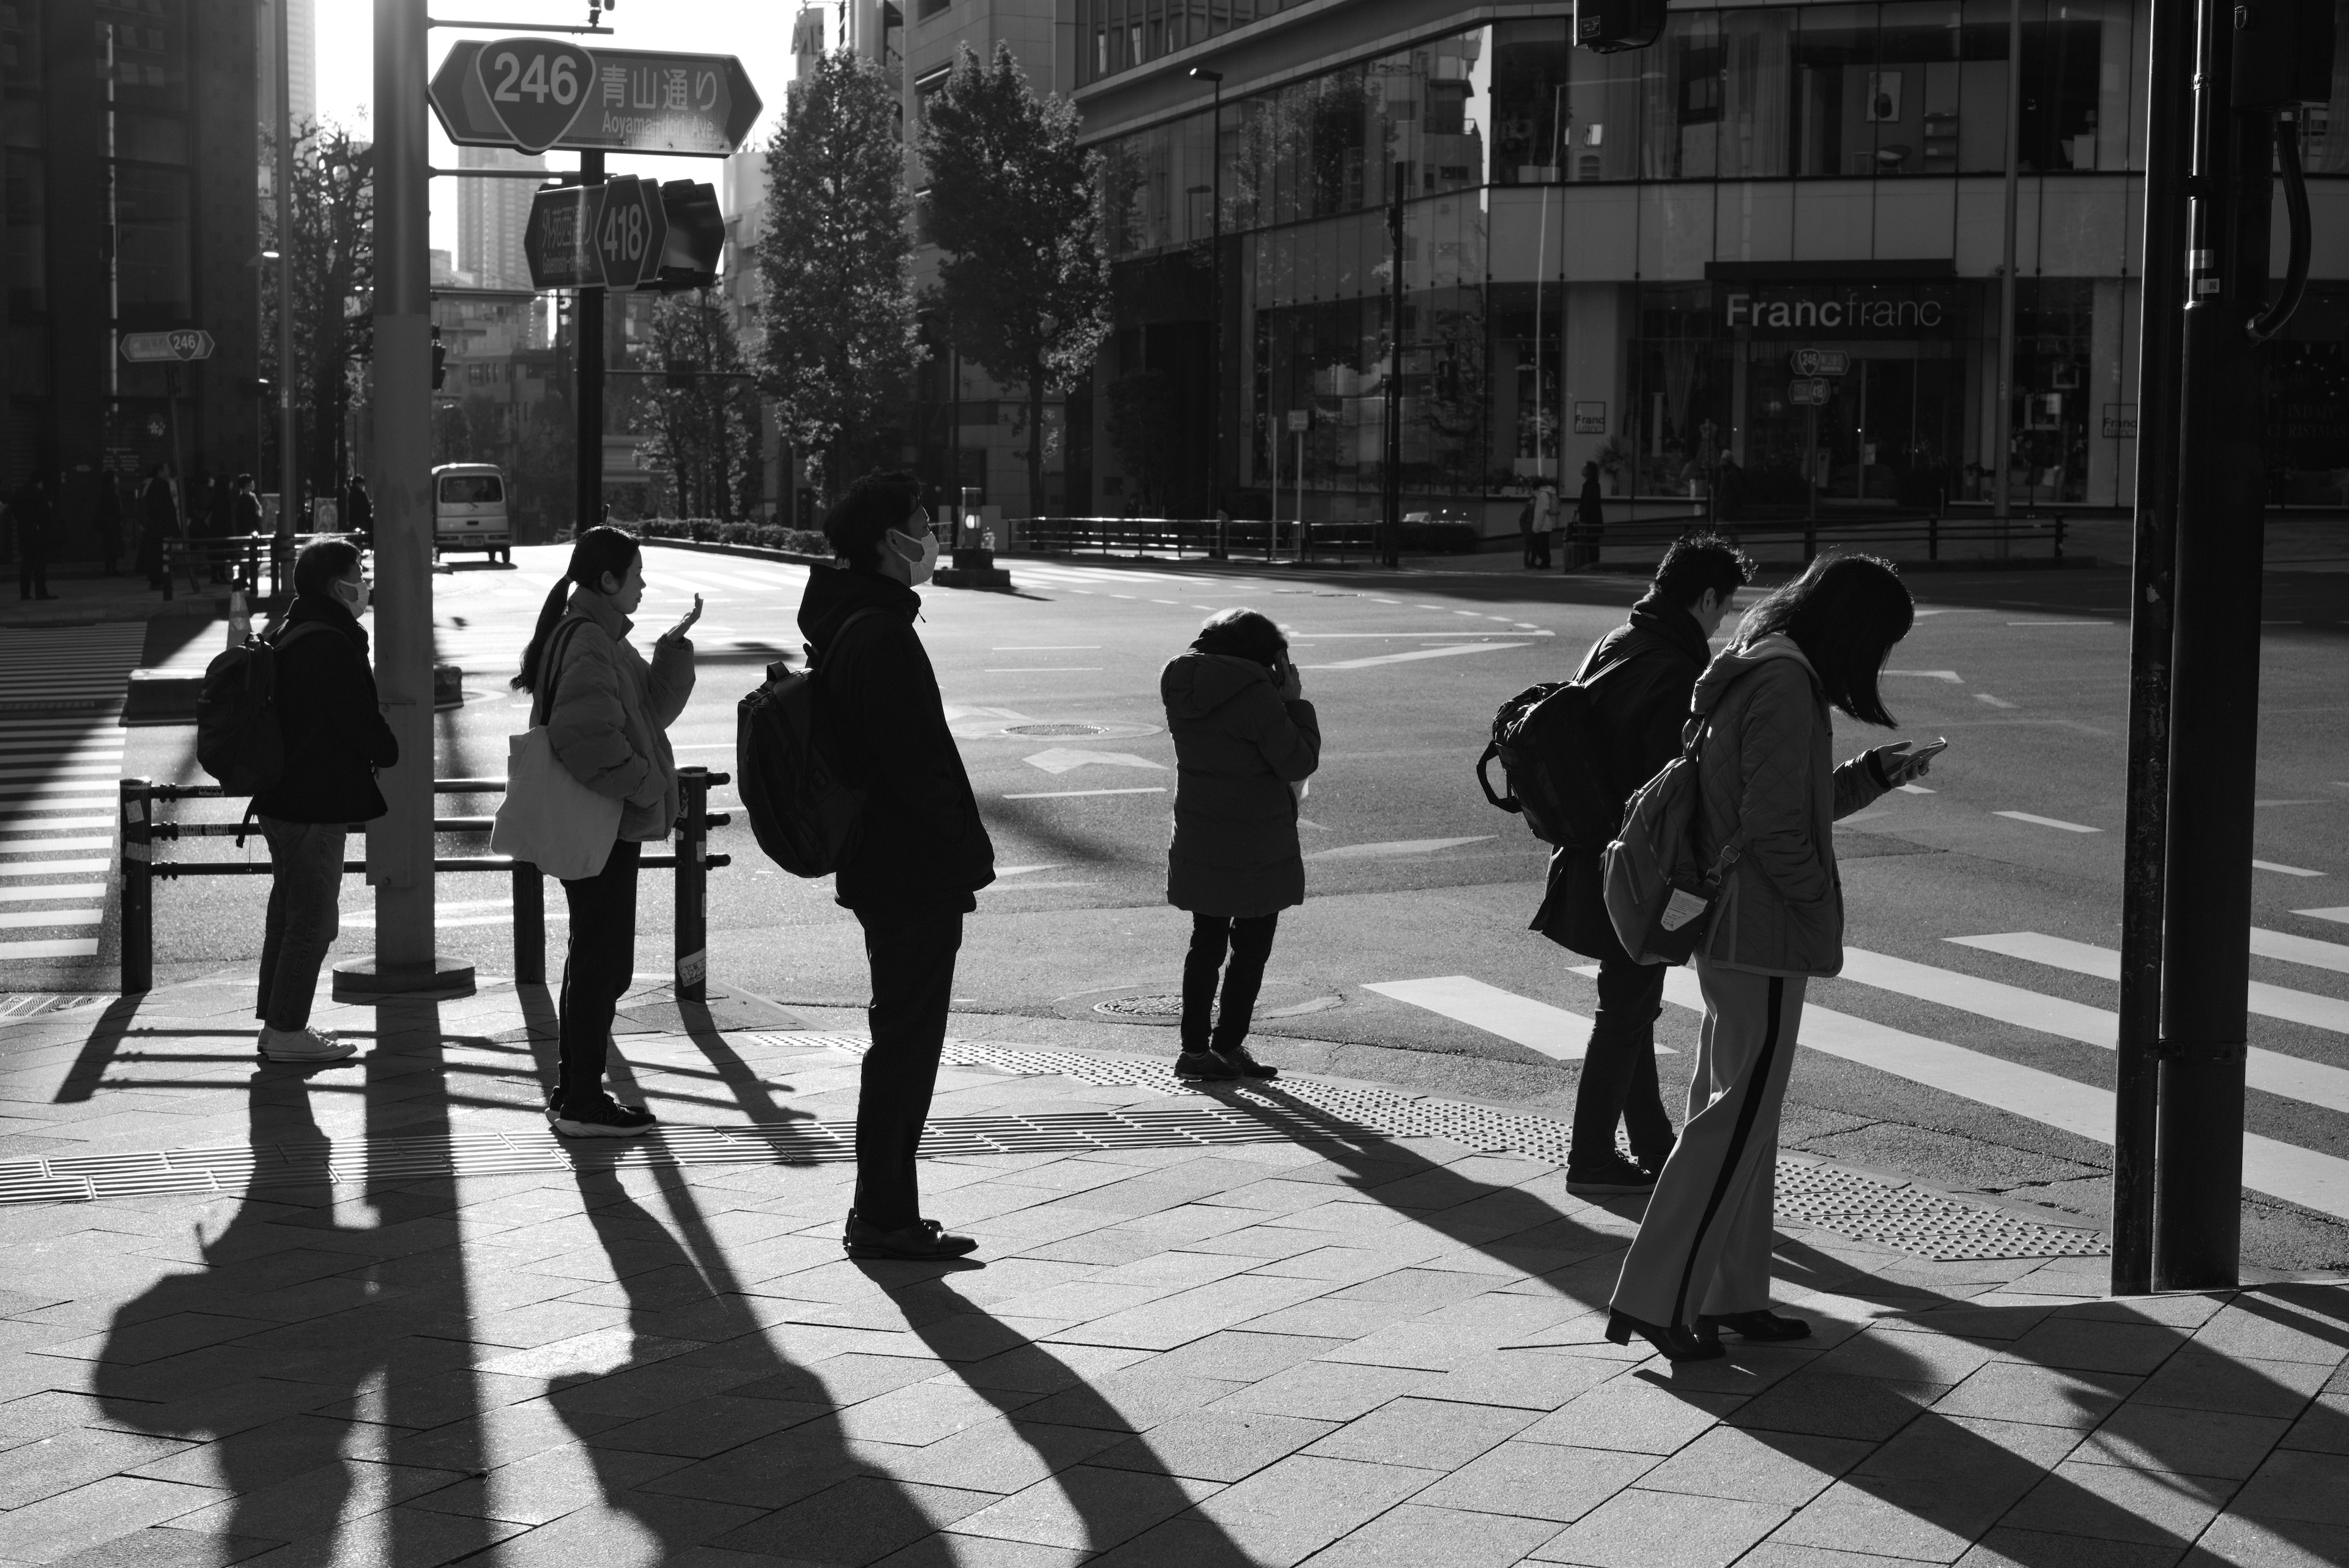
1094, 995, 1186, 1019
1004, 723, 1107, 737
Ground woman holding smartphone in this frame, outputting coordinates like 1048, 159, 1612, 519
1161, 608, 1321, 1082
1607, 554, 1939, 1360
511, 525, 699, 1139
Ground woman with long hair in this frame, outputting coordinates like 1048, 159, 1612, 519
511, 525, 699, 1137
1161, 608, 1321, 1082
1606, 554, 1939, 1361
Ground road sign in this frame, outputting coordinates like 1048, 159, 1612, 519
1790, 348, 1850, 377
1788, 377, 1830, 406
430, 39, 763, 157
120, 329, 215, 364
1286, 409, 1310, 433
524, 184, 601, 290
593, 177, 669, 289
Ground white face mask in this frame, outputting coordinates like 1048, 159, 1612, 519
889, 527, 938, 587
334, 576, 369, 616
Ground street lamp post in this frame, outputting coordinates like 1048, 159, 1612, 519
273, 0, 297, 540
1189, 68, 1222, 522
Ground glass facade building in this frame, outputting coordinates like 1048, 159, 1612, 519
1071, 0, 2349, 526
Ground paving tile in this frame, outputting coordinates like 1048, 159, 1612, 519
945, 1463, 1222, 1550
1955, 1527, 2188, 1567
834, 1380, 1029, 1446
1303, 1396, 1537, 1468
1211, 1359, 1439, 1422
706, 1476, 1030, 1564
1737, 1547, 1942, 1568
1731, 1372, 1946, 1441
0, 1475, 225, 1565
2278, 1392, 2348, 1455
1012, 1368, 1247, 1432
1093, 1453, 1434, 1568
400, 1442, 684, 1526
37, 1524, 284, 1567
1519, 1377, 1738, 1454
2225, 1448, 2349, 1526
2000, 1458, 2237, 1546
1422, 1349, 1624, 1411
0, 1425, 194, 1507
2076, 1404, 2288, 1481
1763, 1473, 2014, 1563
2187, 1302, 2349, 1367
2003, 1320, 2192, 1378
1306, 1502, 1559, 1568
1126, 1330, 1345, 1384
1638, 1425, 1871, 1506
1410, 1440, 1658, 1522
2132, 1352, 2333, 1420
881, 1416, 1131, 1492
1088, 1407, 1339, 1484
1935, 1362, 2142, 1430
2181, 1513, 2349, 1567
585, 1392, 828, 1458
165, 1460, 468, 1544
1816, 1330, 2007, 1386
390, 1494, 707, 1564
1529, 1484, 1786, 1567
1042, 1275, 1332, 1353
1858, 1413, 2082, 1491
872, 1533, 1089, 1568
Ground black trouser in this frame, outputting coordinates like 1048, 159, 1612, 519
1181, 911, 1280, 1054
852, 904, 964, 1230
18, 541, 47, 598
1531, 531, 1553, 568
1570, 955, 1676, 1170
555, 838, 642, 1110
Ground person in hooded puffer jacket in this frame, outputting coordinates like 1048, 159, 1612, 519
1162, 609, 1321, 1082
1606, 554, 1939, 1363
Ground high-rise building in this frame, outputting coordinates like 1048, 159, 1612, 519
456, 145, 546, 293
286, 0, 314, 130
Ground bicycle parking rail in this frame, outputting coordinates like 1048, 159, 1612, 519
117, 767, 731, 998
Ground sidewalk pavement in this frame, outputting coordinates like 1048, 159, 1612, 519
0, 567, 236, 628
0, 972, 2342, 1568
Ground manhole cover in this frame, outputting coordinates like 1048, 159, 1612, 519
1094, 994, 1185, 1018
1079, 987, 1344, 1025
1007, 723, 1108, 737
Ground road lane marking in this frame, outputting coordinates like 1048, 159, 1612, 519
2299, 908, 2349, 927
994, 646, 1102, 651
2006, 620, 2112, 626
2254, 860, 2325, 877
1995, 811, 2100, 833
2251, 927, 2349, 976
1362, 976, 1595, 1061
1647, 967, 2349, 1221
1022, 749, 1166, 776
1001, 787, 1167, 800
1896, 784, 1936, 795
1947, 931, 2349, 1044
1303, 643, 1531, 672
986, 667, 1104, 674
1975, 693, 2018, 708
1887, 671, 1963, 682
1305, 836, 1496, 861
995, 864, 1069, 877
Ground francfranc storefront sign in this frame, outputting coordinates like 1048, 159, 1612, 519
1723, 289, 1951, 335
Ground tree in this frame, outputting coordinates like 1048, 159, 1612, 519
919, 42, 1110, 518
753, 51, 922, 500
633, 291, 763, 520
261, 122, 373, 508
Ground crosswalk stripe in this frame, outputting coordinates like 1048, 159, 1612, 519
0, 910, 101, 929
1944, 933, 2349, 1039
0, 939, 98, 959
2299, 908, 2349, 928
1647, 967, 2349, 1221
1362, 976, 1597, 1062
2252, 927, 2349, 976
0, 860, 110, 877
1302, 643, 1530, 672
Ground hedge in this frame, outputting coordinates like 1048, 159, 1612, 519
635, 518, 832, 555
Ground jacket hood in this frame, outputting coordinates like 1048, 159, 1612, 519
1161, 650, 1274, 720
798, 562, 919, 652
286, 590, 368, 655
1624, 590, 1712, 668
1691, 631, 1815, 715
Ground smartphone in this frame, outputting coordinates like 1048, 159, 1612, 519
1907, 737, 1950, 764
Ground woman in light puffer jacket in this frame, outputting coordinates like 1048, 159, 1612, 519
1608, 555, 1937, 1362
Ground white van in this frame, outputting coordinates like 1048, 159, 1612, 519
431, 463, 513, 563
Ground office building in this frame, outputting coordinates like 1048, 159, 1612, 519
456, 144, 546, 294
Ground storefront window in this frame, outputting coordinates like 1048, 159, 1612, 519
1491, 21, 1572, 185
2008, 277, 2091, 501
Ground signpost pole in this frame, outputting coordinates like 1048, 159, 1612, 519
275, 0, 298, 544
577, 151, 605, 535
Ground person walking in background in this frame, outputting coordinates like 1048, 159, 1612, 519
231, 475, 264, 585
345, 475, 372, 548
95, 475, 125, 577
1606, 554, 1939, 1362
1518, 491, 1537, 568
512, 525, 698, 1139
1533, 534, 1755, 1195
1162, 608, 1321, 1084
10, 470, 56, 600
800, 471, 995, 1261
1530, 480, 1557, 569
251, 538, 398, 1063
139, 463, 179, 589
1570, 459, 1606, 571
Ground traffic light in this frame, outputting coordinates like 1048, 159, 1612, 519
431, 325, 447, 391
654, 180, 724, 292
1575, 0, 1666, 53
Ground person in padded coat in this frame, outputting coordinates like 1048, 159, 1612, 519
512, 525, 697, 1140
1606, 554, 1939, 1363
1532, 534, 1754, 1196
251, 537, 398, 1063
1162, 609, 1321, 1083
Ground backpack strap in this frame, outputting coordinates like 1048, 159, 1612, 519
529, 616, 596, 730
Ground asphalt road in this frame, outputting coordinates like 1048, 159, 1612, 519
19, 538, 2349, 1271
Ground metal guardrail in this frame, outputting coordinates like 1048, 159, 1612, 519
117, 766, 732, 998
157, 532, 365, 602
1586, 513, 2071, 565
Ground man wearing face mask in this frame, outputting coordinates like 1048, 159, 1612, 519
250, 537, 399, 1062
799, 470, 996, 1260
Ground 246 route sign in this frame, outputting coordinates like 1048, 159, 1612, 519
429, 37, 762, 157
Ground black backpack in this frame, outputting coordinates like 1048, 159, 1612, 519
195, 622, 331, 797
735, 609, 884, 877
1475, 664, 1627, 851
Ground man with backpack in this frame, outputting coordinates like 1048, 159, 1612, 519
1531, 533, 1754, 1194
249, 538, 397, 1063
797, 471, 995, 1261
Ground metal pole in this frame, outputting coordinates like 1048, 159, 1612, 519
120, 780, 152, 994
363, 0, 449, 990
1383, 162, 1405, 569
1209, 81, 1222, 521
2112, 0, 2192, 1297
513, 861, 544, 986
276, 0, 297, 536
675, 767, 710, 1001
1994, 0, 2022, 535
577, 151, 606, 535
2154, 0, 2269, 1291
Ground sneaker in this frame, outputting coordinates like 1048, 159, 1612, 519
1174, 1050, 1238, 1081
1212, 1043, 1278, 1080
1565, 1154, 1658, 1195
258, 1025, 357, 1063
551, 1097, 659, 1139
844, 1211, 979, 1261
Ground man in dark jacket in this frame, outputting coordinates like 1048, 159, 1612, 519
251, 537, 398, 1064
1532, 533, 1754, 1193
798, 470, 995, 1261
10, 472, 56, 600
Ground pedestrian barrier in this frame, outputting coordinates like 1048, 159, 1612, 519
157, 532, 360, 601
116, 767, 731, 998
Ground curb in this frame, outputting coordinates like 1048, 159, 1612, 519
637, 536, 831, 569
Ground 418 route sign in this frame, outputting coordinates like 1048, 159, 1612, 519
526, 177, 719, 293
430, 37, 761, 157
1787, 377, 1832, 406
120, 329, 215, 364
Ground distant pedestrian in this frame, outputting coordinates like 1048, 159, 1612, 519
1532, 535, 1755, 1196
1517, 492, 1536, 568
511, 524, 699, 1139
1162, 608, 1321, 1084
1530, 480, 1557, 569
1606, 554, 1938, 1362
1570, 460, 1605, 570
10, 472, 56, 600
95, 476, 125, 577
799, 471, 994, 1261
345, 476, 373, 548
231, 475, 264, 585
139, 463, 180, 588
251, 537, 398, 1063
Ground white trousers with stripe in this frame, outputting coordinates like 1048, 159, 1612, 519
1609, 956, 1806, 1329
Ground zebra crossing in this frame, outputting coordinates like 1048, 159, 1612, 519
0, 717, 123, 964
1377, 921, 2349, 1224
0, 624, 146, 712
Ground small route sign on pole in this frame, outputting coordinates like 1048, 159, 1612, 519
429, 39, 763, 157
524, 184, 601, 290
594, 176, 669, 290
120, 329, 215, 363
1790, 348, 1851, 377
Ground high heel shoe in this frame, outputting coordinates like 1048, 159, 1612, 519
1605, 1309, 1724, 1362
1698, 1309, 1812, 1343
